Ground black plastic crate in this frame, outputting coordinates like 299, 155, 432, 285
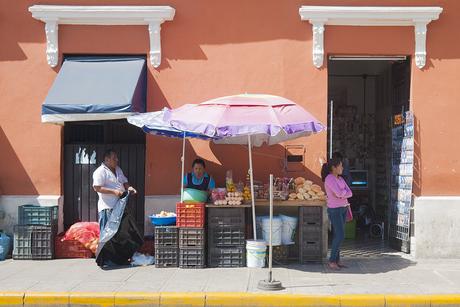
155, 246, 179, 268
18, 205, 58, 226
207, 208, 245, 227
300, 206, 322, 224
179, 247, 206, 269
272, 245, 289, 264
179, 228, 205, 248
208, 225, 246, 247
300, 222, 322, 240
31, 225, 55, 260
12, 225, 33, 260
13, 225, 56, 260
299, 240, 322, 263
208, 247, 245, 268
154, 226, 178, 247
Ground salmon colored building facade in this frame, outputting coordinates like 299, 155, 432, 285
1, 0, 459, 258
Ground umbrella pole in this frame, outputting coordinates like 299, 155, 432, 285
248, 135, 257, 240
257, 174, 283, 291
180, 132, 186, 202
269, 174, 273, 281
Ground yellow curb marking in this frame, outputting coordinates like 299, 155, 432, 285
24, 292, 69, 305
0, 292, 24, 306
115, 292, 160, 306
69, 292, 115, 307
340, 295, 386, 307
385, 294, 431, 306
1, 291, 460, 306
160, 292, 205, 307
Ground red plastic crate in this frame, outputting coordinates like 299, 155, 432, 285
176, 202, 205, 228
54, 234, 94, 259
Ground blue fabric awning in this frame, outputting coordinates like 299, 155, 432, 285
41, 56, 146, 124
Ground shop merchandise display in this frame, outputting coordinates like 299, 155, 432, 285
288, 177, 326, 201
212, 189, 244, 205
214, 171, 326, 204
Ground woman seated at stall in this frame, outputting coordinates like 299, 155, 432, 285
183, 158, 216, 192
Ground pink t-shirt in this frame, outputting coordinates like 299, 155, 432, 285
324, 174, 353, 208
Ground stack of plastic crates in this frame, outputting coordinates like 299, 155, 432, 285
299, 206, 323, 263
13, 205, 58, 260
207, 207, 246, 268
154, 226, 179, 268
176, 202, 206, 268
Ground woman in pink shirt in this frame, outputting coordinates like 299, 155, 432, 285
321, 157, 353, 270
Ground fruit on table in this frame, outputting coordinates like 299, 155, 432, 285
243, 186, 252, 201
226, 183, 236, 193
155, 211, 176, 217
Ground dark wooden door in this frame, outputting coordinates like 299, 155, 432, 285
63, 121, 145, 235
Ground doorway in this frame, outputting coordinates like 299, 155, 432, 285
327, 56, 412, 254
63, 120, 146, 235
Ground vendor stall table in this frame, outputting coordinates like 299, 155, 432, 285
206, 200, 328, 264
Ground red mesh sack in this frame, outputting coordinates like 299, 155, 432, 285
63, 222, 100, 253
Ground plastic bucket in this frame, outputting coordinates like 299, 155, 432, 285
280, 215, 298, 245
246, 240, 267, 268
261, 216, 282, 246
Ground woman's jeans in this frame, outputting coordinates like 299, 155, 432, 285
327, 206, 347, 263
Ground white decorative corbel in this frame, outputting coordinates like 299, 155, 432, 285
414, 21, 428, 69
311, 20, 326, 68
29, 6, 175, 68
299, 6, 442, 69
148, 21, 162, 68
44, 19, 58, 67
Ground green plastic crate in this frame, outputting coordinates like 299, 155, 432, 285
18, 205, 58, 226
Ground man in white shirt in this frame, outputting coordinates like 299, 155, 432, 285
93, 149, 137, 232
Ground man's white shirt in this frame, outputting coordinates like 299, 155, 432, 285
93, 163, 128, 212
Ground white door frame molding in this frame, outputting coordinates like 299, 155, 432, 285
299, 6, 443, 69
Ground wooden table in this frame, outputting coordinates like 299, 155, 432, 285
205, 200, 326, 208
254, 199, 326, 207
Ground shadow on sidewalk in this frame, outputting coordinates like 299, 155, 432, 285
281, 255, 416, 275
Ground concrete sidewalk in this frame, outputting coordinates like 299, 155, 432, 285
0, 254, 460, 306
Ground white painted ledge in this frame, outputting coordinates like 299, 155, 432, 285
299, 6, 443, 69
29, 5, 175, 68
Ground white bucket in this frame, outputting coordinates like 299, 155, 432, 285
261, 216, 282, 246
246, 240, 267, 268
280, 214, 298, 245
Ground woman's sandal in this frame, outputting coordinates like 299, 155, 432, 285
328, 262, 341, 270
337, 263, 348, 268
